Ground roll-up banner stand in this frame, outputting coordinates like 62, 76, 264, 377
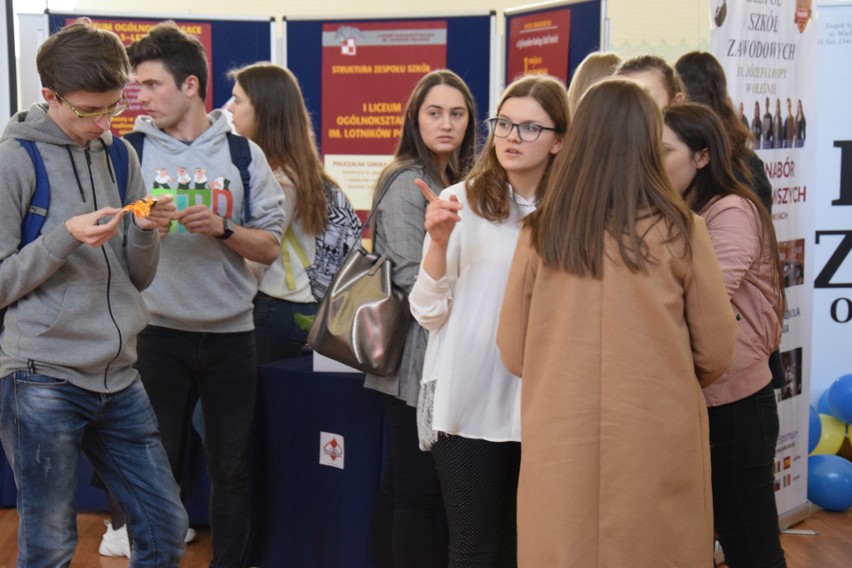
711, 0, 816, 529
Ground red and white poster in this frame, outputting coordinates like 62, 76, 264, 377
60, 17, 214, 136
321, 21, 447, 210
506, 7, 571, 84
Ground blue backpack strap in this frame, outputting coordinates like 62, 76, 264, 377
123, 131, 146, 166
16, 139, 50, 249
226, 132, 252, 223
107, 138, 130, 204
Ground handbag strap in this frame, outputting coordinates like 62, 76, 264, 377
358, 169, 417, 251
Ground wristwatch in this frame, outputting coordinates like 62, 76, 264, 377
216, 215, 234, 240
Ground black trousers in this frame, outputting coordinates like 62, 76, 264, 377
709, 382, 787, 568
432, 435, 521, 568
371, 395, 448, 568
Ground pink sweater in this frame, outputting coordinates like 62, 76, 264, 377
700, 194, 783, 406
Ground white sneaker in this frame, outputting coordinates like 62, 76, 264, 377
185, 527, 197, 544
99, 521, 131, 558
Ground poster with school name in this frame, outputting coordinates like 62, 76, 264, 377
711, 0, 816, 524
321, 21, 447, 210
58, 17, 213, 137
505, 6, 572, 84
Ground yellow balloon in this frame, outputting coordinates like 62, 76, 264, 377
812, 413, 848, 456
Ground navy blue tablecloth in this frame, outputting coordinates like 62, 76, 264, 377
252, 355, 386, 568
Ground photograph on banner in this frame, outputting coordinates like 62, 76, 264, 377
711, 0, 816, 522
321, 20, 447, 212
54, 15, 214, 136
505, 6, 572, 84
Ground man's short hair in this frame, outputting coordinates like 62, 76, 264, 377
37, 17, 130, 95
126, 21, 209, 101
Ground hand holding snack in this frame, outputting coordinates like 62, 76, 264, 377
129, 194, 176, 234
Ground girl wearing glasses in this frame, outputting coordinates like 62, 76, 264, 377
365, 69, 477, 568
409, 74, 568, 567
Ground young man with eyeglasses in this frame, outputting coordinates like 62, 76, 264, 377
125, 21, 285, 568
0, 18, 187, 567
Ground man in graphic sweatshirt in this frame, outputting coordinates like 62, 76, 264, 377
0, 19, 187, 566
126, 21, 285, 568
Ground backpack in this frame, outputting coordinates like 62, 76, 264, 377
1, 138, 130, 327
282, 182, 362, 302
123, 131, 253, 223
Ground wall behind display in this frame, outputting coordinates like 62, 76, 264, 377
52, 0, 710, 60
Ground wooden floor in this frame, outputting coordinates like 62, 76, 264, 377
0, 505, 850, 566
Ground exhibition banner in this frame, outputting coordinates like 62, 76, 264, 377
711, 0, 817, 524
812, 4, 852, 405
321, 21, 447, 210
505, 6, 572, 83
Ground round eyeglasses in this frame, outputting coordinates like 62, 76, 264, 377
487, 117, 561, 142
53, 91, 129, 121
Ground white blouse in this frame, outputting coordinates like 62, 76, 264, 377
410, 181, 536, 444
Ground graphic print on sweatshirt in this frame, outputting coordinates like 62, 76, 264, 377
149, 165, 236, 233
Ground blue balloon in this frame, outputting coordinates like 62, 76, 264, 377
828, 374, 852, 424
808, 454, 852, 511
809, 405, 822, 454
817, 389, 832, 415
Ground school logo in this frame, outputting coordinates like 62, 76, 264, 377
341, 37, 357, 56
794, 0, 812, 34
319, 431, 345, 469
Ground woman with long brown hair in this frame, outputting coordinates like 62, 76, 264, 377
228, 63, 360, 363
498, 79, 737, 566
410, 74, 568, 567
364, 69, 478, 567
663, 102, 787, 568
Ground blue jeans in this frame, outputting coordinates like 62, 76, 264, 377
709, 382, 787, 568
252, 292, 317, 365
136, 326, 256, 568
0, 372, 187, 567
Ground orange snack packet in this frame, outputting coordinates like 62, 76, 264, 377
122, 197, 158, 218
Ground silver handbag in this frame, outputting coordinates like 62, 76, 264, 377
307, 184, 410, 375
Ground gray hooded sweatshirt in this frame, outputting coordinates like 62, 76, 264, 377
131, 111, 285, 332
0, 104, 158, 393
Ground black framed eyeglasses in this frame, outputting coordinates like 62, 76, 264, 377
53, 91, 129, 121
487, 117, 561, 142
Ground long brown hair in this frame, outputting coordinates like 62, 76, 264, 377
674, 51, 756, 188
466, 74, 569, 222
229, 63, 331, 235
566, 51, 621, 115
528, 78, 693, 277
373, 70, 477, 202
664, 103, 784, 314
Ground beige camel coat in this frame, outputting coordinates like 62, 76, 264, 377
498, 215, 738, 567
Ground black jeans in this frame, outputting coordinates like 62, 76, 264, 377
432, 435, 520, 568
709, 382, 787, 568
371, 395, 448, 568
136, 326, 257, 568
252, 292, 317, 365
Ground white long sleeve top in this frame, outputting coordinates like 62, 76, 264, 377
409, 181, 535, 443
